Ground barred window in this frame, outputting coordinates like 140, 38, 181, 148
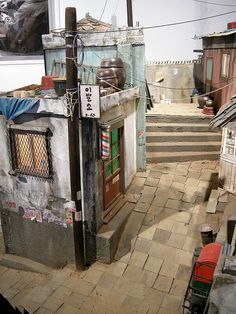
9, 127, 53, 179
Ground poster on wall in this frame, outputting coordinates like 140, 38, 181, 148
0, 0, 49, 57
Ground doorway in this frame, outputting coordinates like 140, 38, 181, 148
102, 126, 124, 215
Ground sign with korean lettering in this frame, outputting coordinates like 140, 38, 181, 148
80, 84, 100, 118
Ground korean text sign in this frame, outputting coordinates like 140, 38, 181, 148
80, 84, 100, 118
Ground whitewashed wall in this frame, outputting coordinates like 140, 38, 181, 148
0, 99, 71, 216
1, 0, 236, 91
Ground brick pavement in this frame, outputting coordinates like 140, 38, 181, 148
0, 160, 223, 314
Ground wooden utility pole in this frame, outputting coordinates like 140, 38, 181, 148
65, 7, 85, 270
127, 0, 133, 27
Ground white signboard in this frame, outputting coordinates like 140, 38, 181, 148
80, 84, 100, 118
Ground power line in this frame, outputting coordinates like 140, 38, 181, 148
78, 61, 236, 103
69, 35, 236, 103
51, 10, 236, 35
113, 0, 120, 15
193, 0, 236, 7
83, 10, 236, 34
99, 0, 109, 21
90, 50, 236, 91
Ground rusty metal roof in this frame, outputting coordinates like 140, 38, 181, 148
202, 29, 236, 38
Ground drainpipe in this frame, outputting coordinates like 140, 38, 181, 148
65, 7, 85, 270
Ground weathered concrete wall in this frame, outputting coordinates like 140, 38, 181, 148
0, 91, 138, 266
94, 94, 137, 263
0, 100, 76, 267
146, 61, 196, 103
0, 208, 75, 268
81, 90, 137, 263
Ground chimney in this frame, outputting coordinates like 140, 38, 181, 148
227, 21, 236, 29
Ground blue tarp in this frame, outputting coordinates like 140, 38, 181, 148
0, 97, 39, 120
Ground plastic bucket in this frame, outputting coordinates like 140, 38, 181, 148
199, 224, 213, 246
41, 75, 55, 90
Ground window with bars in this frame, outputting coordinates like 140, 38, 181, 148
9, 127, 53, 179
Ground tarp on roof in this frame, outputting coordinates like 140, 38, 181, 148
0, 97, 39, 120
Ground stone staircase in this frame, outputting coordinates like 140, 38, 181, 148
146, 114, 222, 163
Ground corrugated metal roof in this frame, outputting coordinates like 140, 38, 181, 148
210, 95, 236, 129
202, 29, 236, 38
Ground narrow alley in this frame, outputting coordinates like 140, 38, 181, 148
0, 159, 223, 314
0, 2, 235, 313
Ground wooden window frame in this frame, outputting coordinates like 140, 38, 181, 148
221, 53, 230, 79
205, 57, 213, 94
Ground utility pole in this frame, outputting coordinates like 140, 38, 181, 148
65, 7, 85, 270
126, 0, 133, 27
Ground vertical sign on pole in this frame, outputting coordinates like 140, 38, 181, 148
80, 84, 101, 118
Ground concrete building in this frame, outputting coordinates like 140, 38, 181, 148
0, 16, 145, 267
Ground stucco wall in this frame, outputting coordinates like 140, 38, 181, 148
0, 101, 76, 267
0, 114, 71, 213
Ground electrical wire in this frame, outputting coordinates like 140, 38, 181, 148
51, 10, 236, 35
91, 50, 236, 92
67, 33, 236, 103
99, 0, 109, 21
113, 0, 120, 15
69, 54, 236, 102
78, 61, 236, 103
193, 0, 236, 7
174, 79, 236, 102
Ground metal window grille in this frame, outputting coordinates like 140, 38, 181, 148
9, 128, 53, 179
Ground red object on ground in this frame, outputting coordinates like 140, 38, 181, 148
227, 22, 236, 29
202, 105, 214, 116
193, 242, 222, 284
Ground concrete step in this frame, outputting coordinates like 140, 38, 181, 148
96, 201, 135, 263
146, 122, 218, 133
147, 151, 220, 163
114, 210, 145, 261
146, 132, 222, 143
146, 114, 213, 124
146, 141, 221, 152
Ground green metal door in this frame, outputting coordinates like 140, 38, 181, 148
102, 127, 123, 211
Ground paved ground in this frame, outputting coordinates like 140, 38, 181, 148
0, 159, 224, 314
148, 102, 213, 116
